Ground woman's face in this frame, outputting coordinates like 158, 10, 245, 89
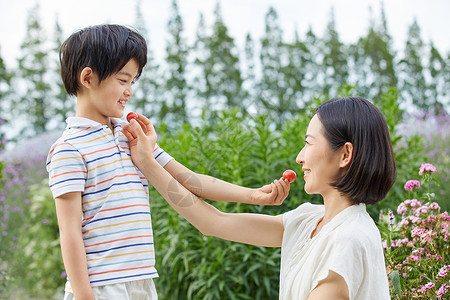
296, 115, 344, 197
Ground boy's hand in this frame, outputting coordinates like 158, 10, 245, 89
122, 114, 158, 169
249, 178, 290, 205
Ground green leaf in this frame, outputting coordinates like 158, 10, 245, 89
389, 270, 402, 298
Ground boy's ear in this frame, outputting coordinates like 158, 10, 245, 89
339, 142, 353, 168
79, 67, 94, 88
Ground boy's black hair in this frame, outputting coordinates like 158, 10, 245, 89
315, 97, 396, 205
60, 24, 147, 96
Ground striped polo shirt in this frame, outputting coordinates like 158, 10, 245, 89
46, 117, 173, 288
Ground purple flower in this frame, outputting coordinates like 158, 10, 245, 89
419, 163, 437, 175
404, 180, 421, 191
42, 219, 49, 225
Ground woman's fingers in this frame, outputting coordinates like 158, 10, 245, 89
122, 124, 136, 141
273, 178, 290, 204
130, 118, 147, 138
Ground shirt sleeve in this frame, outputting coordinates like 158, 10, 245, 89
153, 143, 174, 167
46, 141, 87, 198
327, 230, 367, 300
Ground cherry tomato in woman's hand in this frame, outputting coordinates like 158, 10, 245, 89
282, 170, 297, 183
127, 112, 138, 123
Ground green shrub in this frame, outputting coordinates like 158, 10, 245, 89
0, 89, 442, 299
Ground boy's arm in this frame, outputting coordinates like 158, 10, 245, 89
163, 159, 288, 205
55, 192, 95, 300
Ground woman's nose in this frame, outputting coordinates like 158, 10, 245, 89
296, 147, 305, 164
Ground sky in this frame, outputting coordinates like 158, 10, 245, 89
0, 0, 449, 68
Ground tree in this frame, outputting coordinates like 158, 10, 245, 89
0, 49, 12, 149
15, 3, 51, 135
350, 5, 397, 101
259, 7, 297, 126
132, 0, 164, 122
320, 8, 349, 97
163, 0, 189, 125
192, 12, 213, 120
243, 33, 257, 113
283, 29, 309, 110
427, 42, 448, 113
51, 16, 74, 128
194, 2, 245, 118
399, 19, 429, 110
301, 27, 322, 101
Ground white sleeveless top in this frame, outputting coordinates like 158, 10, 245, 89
280, 203, 390, 300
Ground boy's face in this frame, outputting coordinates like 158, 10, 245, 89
87, 59, 138, 123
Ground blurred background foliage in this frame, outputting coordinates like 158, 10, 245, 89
0, 0, 448, 299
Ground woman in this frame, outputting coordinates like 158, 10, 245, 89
122, 97, 395, 300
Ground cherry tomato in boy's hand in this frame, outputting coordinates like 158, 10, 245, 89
127, 112, 138, 123
282, 170, 297, 183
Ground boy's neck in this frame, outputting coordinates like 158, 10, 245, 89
76, 98, 114, 132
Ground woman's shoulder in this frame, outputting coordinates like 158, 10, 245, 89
332, 209, 381, 247
283, 202, 324, 225
287, 202, 324, 217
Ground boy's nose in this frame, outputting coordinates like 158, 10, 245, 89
124, 87, 132, 97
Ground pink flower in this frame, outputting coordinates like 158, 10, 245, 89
419, 163, 437, 175
419, 207, 429, 214
437, 284, 449, 296
404, 180, 421, 191
425, 282, 435, 289
411, 227, 425, 237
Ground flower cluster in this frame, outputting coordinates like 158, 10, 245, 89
404, 180, 421, 192
419, 163, 437, 176
381, 163, 449, 299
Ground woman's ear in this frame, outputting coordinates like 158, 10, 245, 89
79, 67, 94, 88
340, 142, 353, 168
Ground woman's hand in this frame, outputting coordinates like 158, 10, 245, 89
249, 178, 290, 205
122, 114, 158, 169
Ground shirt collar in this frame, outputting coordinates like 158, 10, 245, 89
65, 117, 126, 129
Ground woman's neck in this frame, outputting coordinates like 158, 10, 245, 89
322, 192, 353, 224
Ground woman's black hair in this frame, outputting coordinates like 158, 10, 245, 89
315, 97, 396, 205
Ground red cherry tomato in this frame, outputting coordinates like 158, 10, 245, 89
127, 112, 138, 123
282, 170, 296, 183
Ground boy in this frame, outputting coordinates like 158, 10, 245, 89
47, 24, 171, 299
47, 24, 288, 299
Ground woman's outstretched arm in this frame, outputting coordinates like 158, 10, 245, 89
122, 117, 287, 247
